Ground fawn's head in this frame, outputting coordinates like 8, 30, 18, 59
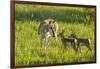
59, 30, 65, 37
68, 33, 77, 39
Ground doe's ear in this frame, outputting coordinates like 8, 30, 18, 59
49, 20, 52, 24
53, 20, 56, 23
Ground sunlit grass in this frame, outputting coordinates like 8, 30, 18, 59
15, 20, 95, 66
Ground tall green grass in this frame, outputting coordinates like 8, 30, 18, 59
15, 4, 94, 23
15, 4, 95, 66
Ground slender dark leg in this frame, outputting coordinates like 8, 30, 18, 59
86, 44, 91, 54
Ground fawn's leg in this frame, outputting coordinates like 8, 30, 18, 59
86, 44, 92, 54
87, 44, 92, 51
63, 42, 68, 53
72, 42, 77, 54
77, 45, 82, 54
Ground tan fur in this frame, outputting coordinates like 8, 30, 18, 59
38, 19, 58, 49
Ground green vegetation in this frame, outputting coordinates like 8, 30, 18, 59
15, 4, 95, 66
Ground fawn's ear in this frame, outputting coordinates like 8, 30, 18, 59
62, 29, 65, 33
58, 32, 62, 37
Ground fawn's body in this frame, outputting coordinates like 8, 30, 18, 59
76, 39, 91, 51
59, 31, 77, 52
68, 33, 91, 52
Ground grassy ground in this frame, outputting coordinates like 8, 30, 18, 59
15, 4, 95, 66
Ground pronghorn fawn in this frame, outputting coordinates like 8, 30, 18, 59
59, 30, 77, 52
68, 33, 91, 53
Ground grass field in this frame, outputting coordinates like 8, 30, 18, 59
15, 4, 95, 66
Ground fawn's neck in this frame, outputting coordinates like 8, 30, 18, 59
61, 35, 65, 41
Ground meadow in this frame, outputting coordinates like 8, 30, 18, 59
15, 4, 95, 66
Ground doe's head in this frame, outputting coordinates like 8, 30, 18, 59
48, 20, 56, 37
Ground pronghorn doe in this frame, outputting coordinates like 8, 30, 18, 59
59, 30, 77, 52
38, 19, 58, 49
68, 33, 91, 53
